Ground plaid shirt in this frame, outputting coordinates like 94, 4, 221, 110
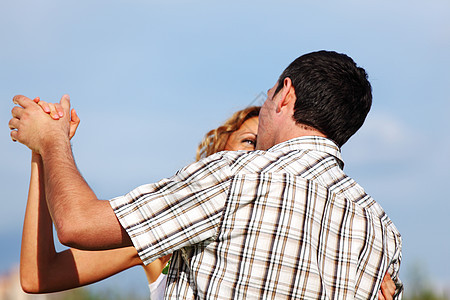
110, 137, 402, 299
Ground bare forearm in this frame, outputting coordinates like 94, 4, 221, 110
40, 138, 94, 239
40, 137, 130, 249
20, 152, 56, 292
28, 246, 142, 293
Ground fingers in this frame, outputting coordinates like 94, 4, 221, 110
68, 109, 80, 140
46, 102, 64, 120
380, 272, 395, 300
11, 106, 24, 119
12, 95, 35, 108
13, 95, 68, 117
8, 117, 19, 130
36, 100, 65, 120
37, 100, 51, 114
60, 94, 71, 115
71, 108, 80, 124
10, 130, 18, 142
378, 290, 385, 300
9, 115, 21, 142
56, 103, 64, 118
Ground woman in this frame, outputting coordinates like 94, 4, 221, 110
19, 101, 260, 299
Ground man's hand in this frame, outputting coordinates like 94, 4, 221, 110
9, 95, 72, 153
32, 97, 80, 140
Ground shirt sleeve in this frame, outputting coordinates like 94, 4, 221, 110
109, 153, 232, 265
354, 205, 403, 299
388, 225, 403, 299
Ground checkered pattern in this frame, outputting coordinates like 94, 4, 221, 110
110, 137, 402, 299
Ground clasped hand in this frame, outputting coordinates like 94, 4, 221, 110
9, 94, 80, 153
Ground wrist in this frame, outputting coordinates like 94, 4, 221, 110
31, 151, 40, 159
39, 135, 72, 158
31, 151, 43, 165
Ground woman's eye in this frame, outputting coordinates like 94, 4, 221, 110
242, 139, 255, 146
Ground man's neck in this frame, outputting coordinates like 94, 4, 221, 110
274, 123, 327, 146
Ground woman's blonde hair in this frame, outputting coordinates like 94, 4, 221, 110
196, 106, 260, 161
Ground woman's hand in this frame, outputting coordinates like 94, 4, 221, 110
378, 272, 397, 300
32, 97, 80, 140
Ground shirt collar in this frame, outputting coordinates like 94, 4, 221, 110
268, 136, 344, 168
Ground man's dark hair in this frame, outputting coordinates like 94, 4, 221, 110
274, 50, 372, 147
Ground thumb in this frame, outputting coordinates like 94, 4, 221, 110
60, 94, 71, 115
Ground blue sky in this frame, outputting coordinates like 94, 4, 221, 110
1, 0, 449, 296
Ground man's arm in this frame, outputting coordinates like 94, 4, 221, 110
10, 95, 131, 250
41, 136, 131, 249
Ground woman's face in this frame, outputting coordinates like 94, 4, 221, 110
224, 116, 259, 151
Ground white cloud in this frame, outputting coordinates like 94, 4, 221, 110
344, 111, 416, 165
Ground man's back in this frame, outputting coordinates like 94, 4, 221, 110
146, 137, 402, 299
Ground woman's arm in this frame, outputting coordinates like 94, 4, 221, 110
19, 154, 143, 293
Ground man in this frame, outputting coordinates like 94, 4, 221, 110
10, 50, 401, 299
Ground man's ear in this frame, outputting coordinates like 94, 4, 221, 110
276, 77, 295, 113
